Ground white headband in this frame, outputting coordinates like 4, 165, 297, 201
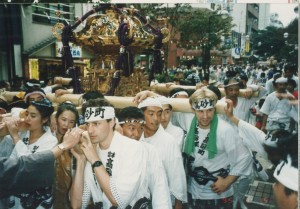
170, 91, 189, 98
273, 155, 298, 191
84, 106, 115, 122
192, 98, 215, 110
24, 91, 46, 101
26, 82, 41, 87
118, 119, 145, 125
275, 77, 287, 83
138, 97, 162, 109
224, 82, 240, 88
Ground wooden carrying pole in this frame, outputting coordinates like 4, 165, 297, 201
54, 77, 72, 86
1, 91, 227, 114
150, 83, 259, 97
54, 77, 259, 98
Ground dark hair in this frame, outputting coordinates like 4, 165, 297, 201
167, 104, 173, 111
278, 133, 298, 159
139, 107, 147, 113
225, 70, 237, 78
284, 63, 296, 73
118, 106, 144, 124
202, 75, 209, 82
0, 99, 8, 111
8, 100, 28, 110
239, 74, 248, 82
263, 130, 298, 165
82, 90, 104, 102
287, 78, 297, 88
56, 102, 79, 125
207, 85, 221, 100
43, 77, 54, 87
30, 99, 54, 125
82, 98, 113, 113
273, 71, 282, 78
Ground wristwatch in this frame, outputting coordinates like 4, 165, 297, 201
57, 144, 66, 152
92, 160, 103, 172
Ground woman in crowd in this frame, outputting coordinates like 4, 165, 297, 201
7, 98, 57, 209
53, 101, 79, 209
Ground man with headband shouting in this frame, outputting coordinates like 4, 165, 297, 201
70, 98, 150, 209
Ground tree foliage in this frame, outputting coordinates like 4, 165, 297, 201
136, 4, 233, 49
136, 4, 192, 39
251, 18, 298, 63
177, 9, 234, 49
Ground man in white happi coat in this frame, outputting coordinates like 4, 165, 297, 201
118, 106, 172, 209
137, 97, 187, 209
70, 98, 150, 209
260, 77, 293, 133
265, 72, 282, 95
220, 77, 267, 123
157, 96, 185, 152
171, 87, 252, 209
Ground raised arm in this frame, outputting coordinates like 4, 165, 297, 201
224, 99, 240, 126
0, 128, 83, 198
132, 90, 160, 104
80, 132, 118, 207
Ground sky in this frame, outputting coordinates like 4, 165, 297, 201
270, 3, 298, 26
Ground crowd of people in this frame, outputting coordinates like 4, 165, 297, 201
0, 62, 298, 209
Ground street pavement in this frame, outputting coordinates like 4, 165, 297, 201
243, 156, 276, 209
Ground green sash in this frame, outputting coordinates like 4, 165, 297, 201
184, 113, 218, 159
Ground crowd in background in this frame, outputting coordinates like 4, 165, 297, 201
0, 61, 298, 209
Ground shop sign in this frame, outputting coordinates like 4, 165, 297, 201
56, 42, 82, 58
231, 48, 240, 59
235, 47, 241, 55
29, 59, 39, 79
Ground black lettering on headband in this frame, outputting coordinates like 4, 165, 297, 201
85, 108, 94, 120
194, 99, 214, 109
94, 107, 105, 119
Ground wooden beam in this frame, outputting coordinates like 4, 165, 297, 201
54, 77, 259, 98
1, 91, 227, 114
150, 83, 259, 97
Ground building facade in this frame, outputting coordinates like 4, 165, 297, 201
0, 3, 94, 83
